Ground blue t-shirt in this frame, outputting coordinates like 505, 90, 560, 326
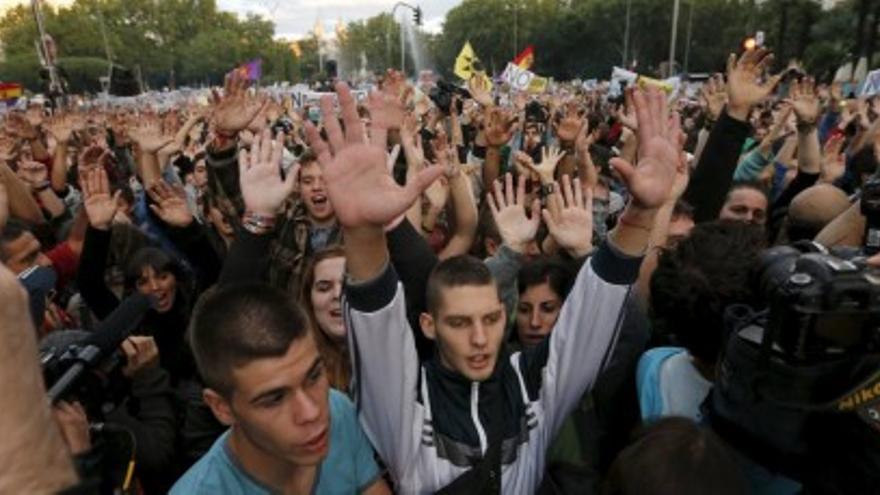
171, 389, 380, 494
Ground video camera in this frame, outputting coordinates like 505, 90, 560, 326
707, 242, 880, 493
40, 294, 153, 417
429, 80, 470, 116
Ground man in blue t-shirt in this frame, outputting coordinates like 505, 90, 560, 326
171, 283, 390, 494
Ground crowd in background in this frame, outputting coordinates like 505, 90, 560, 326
1, 45, 879, 495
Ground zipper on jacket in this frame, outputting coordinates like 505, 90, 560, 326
470, 382, 488, 455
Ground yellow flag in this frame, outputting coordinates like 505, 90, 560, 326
455, 41, 480, 81
527, 76, 548, 93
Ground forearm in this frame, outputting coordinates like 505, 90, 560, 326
577, 149, 598, 188
608, 205, 657, 256
483, 147, 502, 188
139, 151, 162, 187
796, 127, 821, 175
51, 142, 69, 192
345, 226, 389, 282
438, 173, 478, 259
36, 187, 66, 218
0, 282, 78, 493
28, 136, 50, 162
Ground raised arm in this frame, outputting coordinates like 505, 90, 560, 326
305, 82, 443, 475
218, 130, 298, 286
683, 49, 783, 223
528, 88, 687, 438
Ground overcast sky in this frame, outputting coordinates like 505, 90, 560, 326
217, 0, 458, 38
0, 0, 458, 39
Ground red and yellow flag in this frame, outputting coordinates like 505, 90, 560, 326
513, 45, 535, 70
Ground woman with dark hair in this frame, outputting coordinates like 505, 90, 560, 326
514, 257, 575, 347
298, 245, 351, 391
78, 187, 216, 385
77, 168, 225, 468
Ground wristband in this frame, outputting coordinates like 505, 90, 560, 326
33, 181, 51, 192
241, 211, 276, 235
796, 121, 818, 133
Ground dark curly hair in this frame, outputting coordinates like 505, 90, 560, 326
650, 221, 765, 364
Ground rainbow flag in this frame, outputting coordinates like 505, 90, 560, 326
0, 82, 23, 102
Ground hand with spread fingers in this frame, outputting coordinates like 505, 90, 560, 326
484, 106, 517, 148
525, 145, 566, 185
147, 180, 194, 228
303, 82, 444, 230
700, 73, 728, 122
80, 167, 121, 231
726, 48, 784, 121
211, 71, 269, 135
542, 175, 593, 258
238, 129, 299, 217
786, 77, 821, 126
609, 88, 685, 210
129, 116, 174, 153
487, 173, 541, 254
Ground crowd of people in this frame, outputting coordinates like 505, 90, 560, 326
1, 45, 879, 495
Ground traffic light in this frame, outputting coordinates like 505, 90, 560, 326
413, 6, 422, 26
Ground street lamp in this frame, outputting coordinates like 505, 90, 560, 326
385, 2, 421, 74
668, 0, 681, 77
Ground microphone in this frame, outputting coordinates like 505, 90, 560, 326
46, 293, 154, 403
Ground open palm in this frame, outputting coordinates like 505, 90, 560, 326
304, 82, 443, 229
609, 88, 683, 210
81, 168, 120, 230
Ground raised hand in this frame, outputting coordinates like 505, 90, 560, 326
554, 103, 586, 143
147, 180, 194, 228
211, 71, 268, 134
487, 173, 541, 253
700, 73, 727, 122
526, 145, 566, 184
77, 145, 112, 175
0, 177, 7, 229
468, 74, 494, 108
44, 113, 83, 144
484, 106, 517, 147
609, 88, 684, 210
129, 116, 173, 153
786, 77, 820, 126
238, 129, 298, 217
16, 160, 49, 189
303, 82, 443, 230
542, 175, 593, 258
25, 105, 44, 129
368, 79, 411, 131
726, 48, 783, 121
5, 112, 39, 140
616, 87, 639, 131
80, 167, 120, 230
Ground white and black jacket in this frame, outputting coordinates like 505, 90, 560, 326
344, 240, 642, 494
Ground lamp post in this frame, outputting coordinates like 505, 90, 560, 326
668, 0, 681, 77
623, 0, 631, 67
386, 2, 420, 73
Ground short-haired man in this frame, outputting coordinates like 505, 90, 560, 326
171, 283, 390, 494
305, 82, 683, 492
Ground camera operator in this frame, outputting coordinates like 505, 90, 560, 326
43, 331, 178, 494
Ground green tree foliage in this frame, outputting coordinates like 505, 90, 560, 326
0, 0, 867, 90
0, 0, 296, 91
